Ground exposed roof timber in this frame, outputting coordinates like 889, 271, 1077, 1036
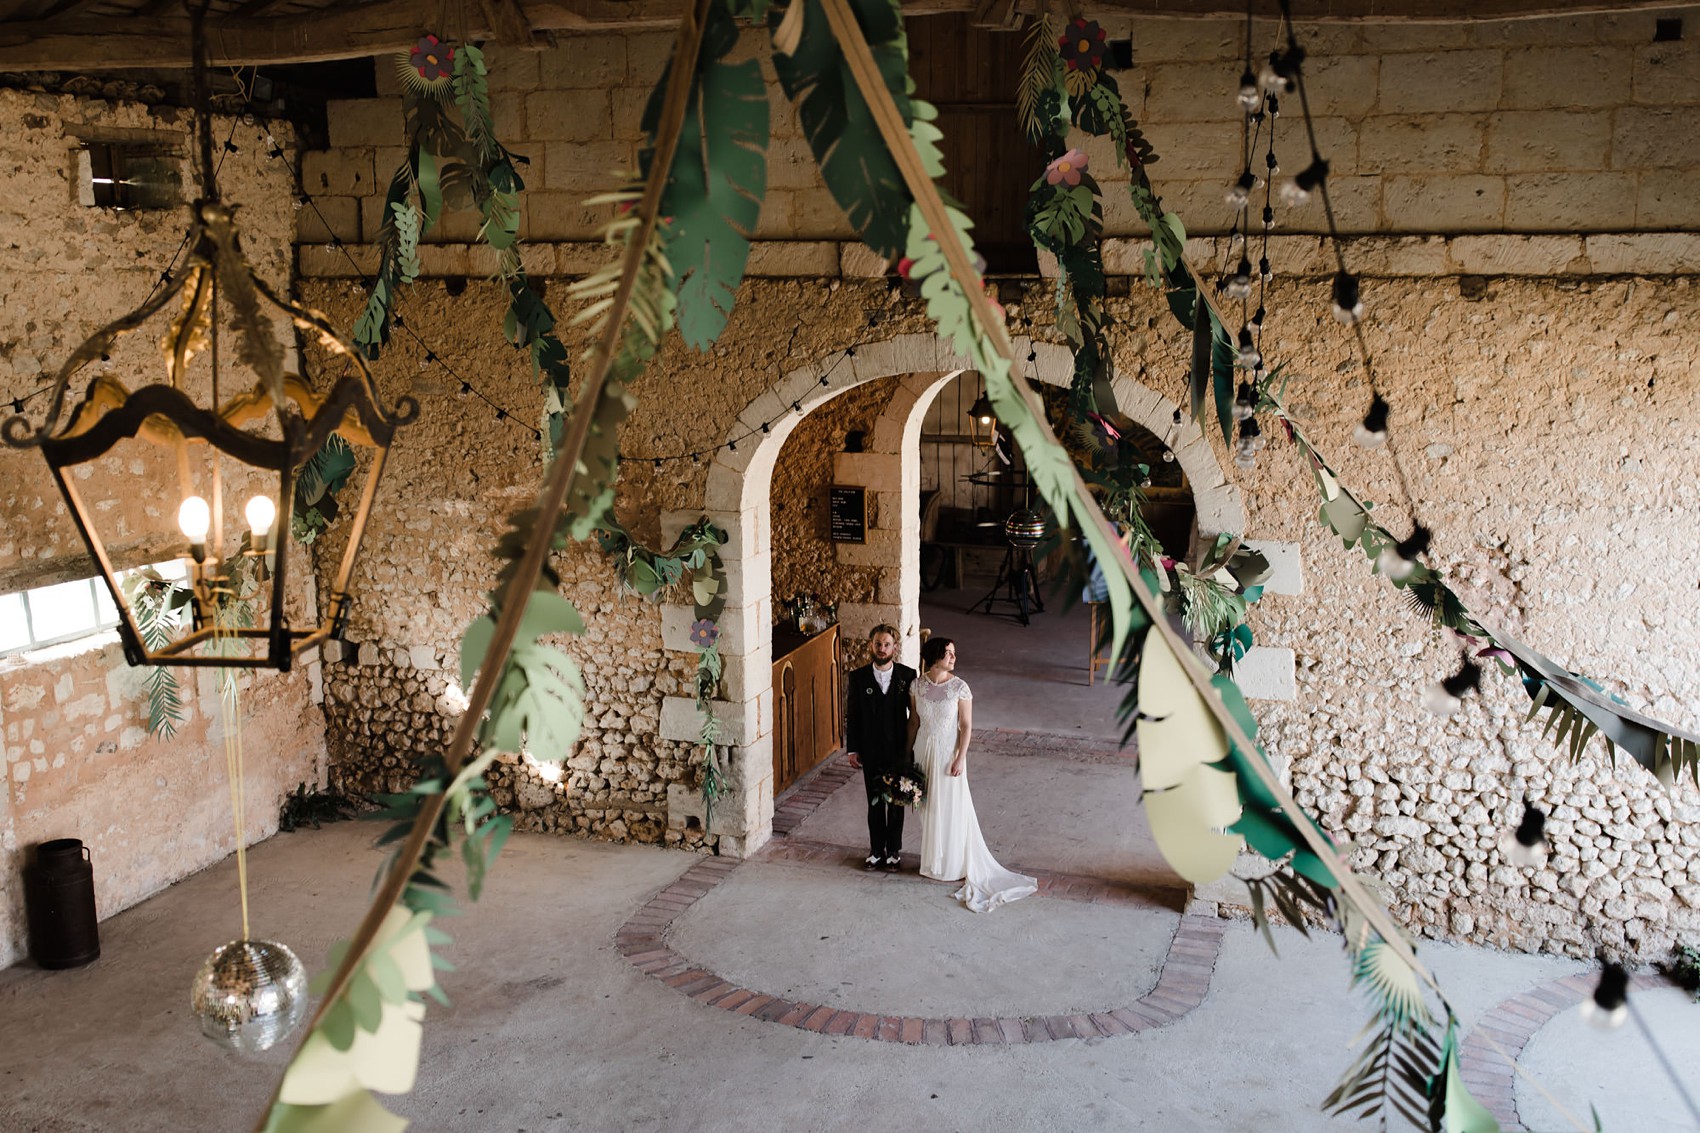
0, 0, 1688, 71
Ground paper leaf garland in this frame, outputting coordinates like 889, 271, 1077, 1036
1278, 395, 1699, 785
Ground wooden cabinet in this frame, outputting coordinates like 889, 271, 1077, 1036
772, 624, 841, 797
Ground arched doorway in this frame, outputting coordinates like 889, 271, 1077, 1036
662, 334, 1246, 857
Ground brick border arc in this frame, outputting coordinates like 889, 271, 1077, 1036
615, 852, 1222, 1045
1459, 970, 1670, 1131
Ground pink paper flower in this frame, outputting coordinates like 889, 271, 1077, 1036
1045, 149, 1088, 187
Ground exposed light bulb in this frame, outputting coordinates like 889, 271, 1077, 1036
245, 494, 276, 538
1422, 682, 1462, 718
1332, 271, 1366, 325
178, 495, 211, 541
1235, 325, 1261, 369
1261, 205, 1276, 231
1581, 964, 1629, 1030
1233, 416, 1264, 470
1232, 381, 1258, 422
1230, 256, 1258, 299
1258, 256, 1273, 283
1353, 393, 1390, 448
1226, 170, 1256, 208
1377, 524, 1431, 582
1500, 799, 1549, 867
1281, 157, 1329, 208
1258, 50, 1289, 93
1424, 657, 1481, 718
1237, 69, 1260, 112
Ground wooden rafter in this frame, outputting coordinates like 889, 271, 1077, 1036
0, 0, 1687, 71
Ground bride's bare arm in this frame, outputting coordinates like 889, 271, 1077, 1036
949, 696, 971, 776
906, 687, 920, 754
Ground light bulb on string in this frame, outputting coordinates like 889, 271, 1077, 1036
1423, 656, 1480, 718
1377, 523, 1430, 583
1265, 150, 1281, 177
1233, 416, 1264, 470
1226, 170, 1256, 208
1232, 381, 1258, 422
1237, 68, 1260, 112
1261, 205, 1276, 231
1267, 94, 1280, 118
1235, 325, 1261, 369
1226, 258, 1253, 300
1258, 48, 1294, 93
1281, 158, 1328, 207
1500, 798, 1549, 868
1332, 271, 1366, 326
1258, 256, 1273, 283
1354, 393, 1390, 448
1581, 964, 1629, 1030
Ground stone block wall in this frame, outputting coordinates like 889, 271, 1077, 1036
0, 89, 318, 968
293, 10, 1700, 960
769, 376, 896, 666
291, 9, 1700, 259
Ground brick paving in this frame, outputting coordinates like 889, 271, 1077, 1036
616, 749, 1216, 1045
1459, 969, 1670, 1131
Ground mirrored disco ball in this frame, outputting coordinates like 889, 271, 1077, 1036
190, 938, 309, 1053
1004, 508, 1047, 548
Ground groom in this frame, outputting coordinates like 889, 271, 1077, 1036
844, 624, 914, 872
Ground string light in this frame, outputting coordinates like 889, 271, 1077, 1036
1422, 656, 1480, 718
1581, 964, 1629, 1030
1500, 798, 1549, 867
1354, 394, 1390, 448
1376, 523, 1431, 582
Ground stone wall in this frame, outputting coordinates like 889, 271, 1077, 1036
294, 7, 1700, 263
0, 89, 318, 968
294, 11, 1700, 961
769, 375, 894, 666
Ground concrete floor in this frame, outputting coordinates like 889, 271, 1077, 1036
2, 589, 1696, 1132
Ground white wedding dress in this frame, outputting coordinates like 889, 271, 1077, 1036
915, 675, 1038, 913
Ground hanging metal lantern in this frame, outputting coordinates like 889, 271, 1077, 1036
2, 6, 414, 673
965, 385, 998, 448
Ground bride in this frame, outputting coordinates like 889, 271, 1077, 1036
910, 636, 1037, 913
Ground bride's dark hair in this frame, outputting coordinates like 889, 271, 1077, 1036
920, 636, 955, 671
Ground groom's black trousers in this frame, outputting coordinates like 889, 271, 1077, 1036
861, 761, 905, 860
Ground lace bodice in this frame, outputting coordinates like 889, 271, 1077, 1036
914, 675, 970, 754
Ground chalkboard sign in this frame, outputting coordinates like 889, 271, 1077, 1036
828, 485, 866, 544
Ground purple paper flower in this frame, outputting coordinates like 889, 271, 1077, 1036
1045, 148, 1088, 187
411, 35, 454, 81
1058, 18, 1107, 72
689, 618, 720, 648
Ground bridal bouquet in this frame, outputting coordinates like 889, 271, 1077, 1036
878, 762, 927, 808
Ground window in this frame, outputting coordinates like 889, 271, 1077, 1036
76, 142, 181, 211
1, 560, 186, 657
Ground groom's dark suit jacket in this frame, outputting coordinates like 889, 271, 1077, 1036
844, 662, 915, 770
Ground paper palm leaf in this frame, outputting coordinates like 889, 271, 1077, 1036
1353, 938, 1434, 1035
1323, 1020, 1441, 1130
770, 0, 914, 258
460, 590, 587, 757
1135, 631, 1244, 883
643, 0, 768, 349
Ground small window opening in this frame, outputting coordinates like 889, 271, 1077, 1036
76, 142, 181, 211
1654, 17, 1683, 42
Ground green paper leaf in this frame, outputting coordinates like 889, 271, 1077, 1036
770, 0, 914, 258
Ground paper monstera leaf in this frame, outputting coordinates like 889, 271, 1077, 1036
1136, 630, 1244, 883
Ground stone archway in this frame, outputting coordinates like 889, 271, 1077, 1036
659, 333, 1249, 857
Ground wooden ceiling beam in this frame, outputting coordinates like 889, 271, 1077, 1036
0, 0, 1686, 71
